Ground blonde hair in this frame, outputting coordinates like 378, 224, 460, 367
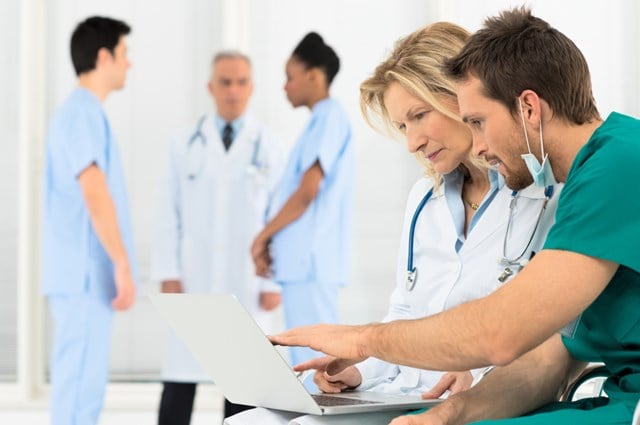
360, 22, 486, 186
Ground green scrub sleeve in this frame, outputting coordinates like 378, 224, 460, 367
543, 135, 640, 274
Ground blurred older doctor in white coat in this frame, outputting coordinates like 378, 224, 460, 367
151, 51, 285, 424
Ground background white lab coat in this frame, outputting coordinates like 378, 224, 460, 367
151, 112, 284, 382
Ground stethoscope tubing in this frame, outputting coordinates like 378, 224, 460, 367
186, 115, 263, 180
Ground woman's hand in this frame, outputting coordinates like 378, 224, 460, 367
250, 234, 272, 277
294, 356, 363, 393
421, 371, 474, 399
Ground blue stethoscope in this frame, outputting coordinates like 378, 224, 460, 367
187, 116, 264, 180
405, 185, 554, 291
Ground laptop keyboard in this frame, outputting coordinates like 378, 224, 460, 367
312, 394, 382, 406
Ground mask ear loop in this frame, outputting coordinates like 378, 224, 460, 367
518, 98, 534, 154
538, 116, 546, 159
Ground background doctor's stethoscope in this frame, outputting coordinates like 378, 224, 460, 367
185, 115, 269, 180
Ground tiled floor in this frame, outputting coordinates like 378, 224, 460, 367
0, 383, 224, 425
0, 409, 222, 425
0, 378, 606, 425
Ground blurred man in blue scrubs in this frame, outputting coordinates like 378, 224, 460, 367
41, 16, 136, 425
251, 32, 354, 366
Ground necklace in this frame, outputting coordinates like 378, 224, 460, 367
464, 198, 480, 211
462, 173, 486, 212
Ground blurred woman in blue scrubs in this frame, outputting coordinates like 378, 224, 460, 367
251, 32, 355, 365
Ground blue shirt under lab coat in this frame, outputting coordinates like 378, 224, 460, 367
270, 97, 354, 285
41, 87, 136, 301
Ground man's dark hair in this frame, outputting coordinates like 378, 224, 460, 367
444, 7, 600, 124
292, 32, 340, 86
70, 16, 131, 76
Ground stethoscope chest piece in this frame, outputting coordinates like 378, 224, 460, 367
406, 268, 418, 291
497, 266, 514, 283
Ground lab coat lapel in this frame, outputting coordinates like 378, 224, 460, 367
459, 188, 512, 254
460, 184, 549, 255
219, 114, 261, 164
231, 115, 260, 161
201, 114, 250, 169
201, 115, 226, 163
413, 187, 458, 260
431, 188, 459, 250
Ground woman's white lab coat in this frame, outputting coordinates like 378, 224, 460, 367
151, 113, 284, 382
355, 176, 561, 394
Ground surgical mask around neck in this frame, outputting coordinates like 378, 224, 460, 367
518, 98, 557, 187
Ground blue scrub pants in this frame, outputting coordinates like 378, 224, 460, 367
281, 280, 340, 366
49, 292, 114, 425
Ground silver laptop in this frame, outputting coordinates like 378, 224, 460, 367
149, 293, 442, 415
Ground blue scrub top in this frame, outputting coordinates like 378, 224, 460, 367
41, 88, 136, 300
270, 98, 354, 284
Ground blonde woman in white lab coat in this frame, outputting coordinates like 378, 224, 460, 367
226, 23, 560, 425
151, 51, 284, 424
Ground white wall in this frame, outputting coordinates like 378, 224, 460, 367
438, 0, 639, 118
0, 0, 20, 379
3, 0, 639, 385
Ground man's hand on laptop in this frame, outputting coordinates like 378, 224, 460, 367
269, 323, 371, 374
295, 356, 362, 393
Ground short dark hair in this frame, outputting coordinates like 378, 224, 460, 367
444, 7, 600, 125
70, 16, 131, 76
292, 32, 340, 85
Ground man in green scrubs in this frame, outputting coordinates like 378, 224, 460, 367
269, 7, 640, 425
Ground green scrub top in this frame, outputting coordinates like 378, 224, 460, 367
471, 112, 640, 425
545, 113, 640, 402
